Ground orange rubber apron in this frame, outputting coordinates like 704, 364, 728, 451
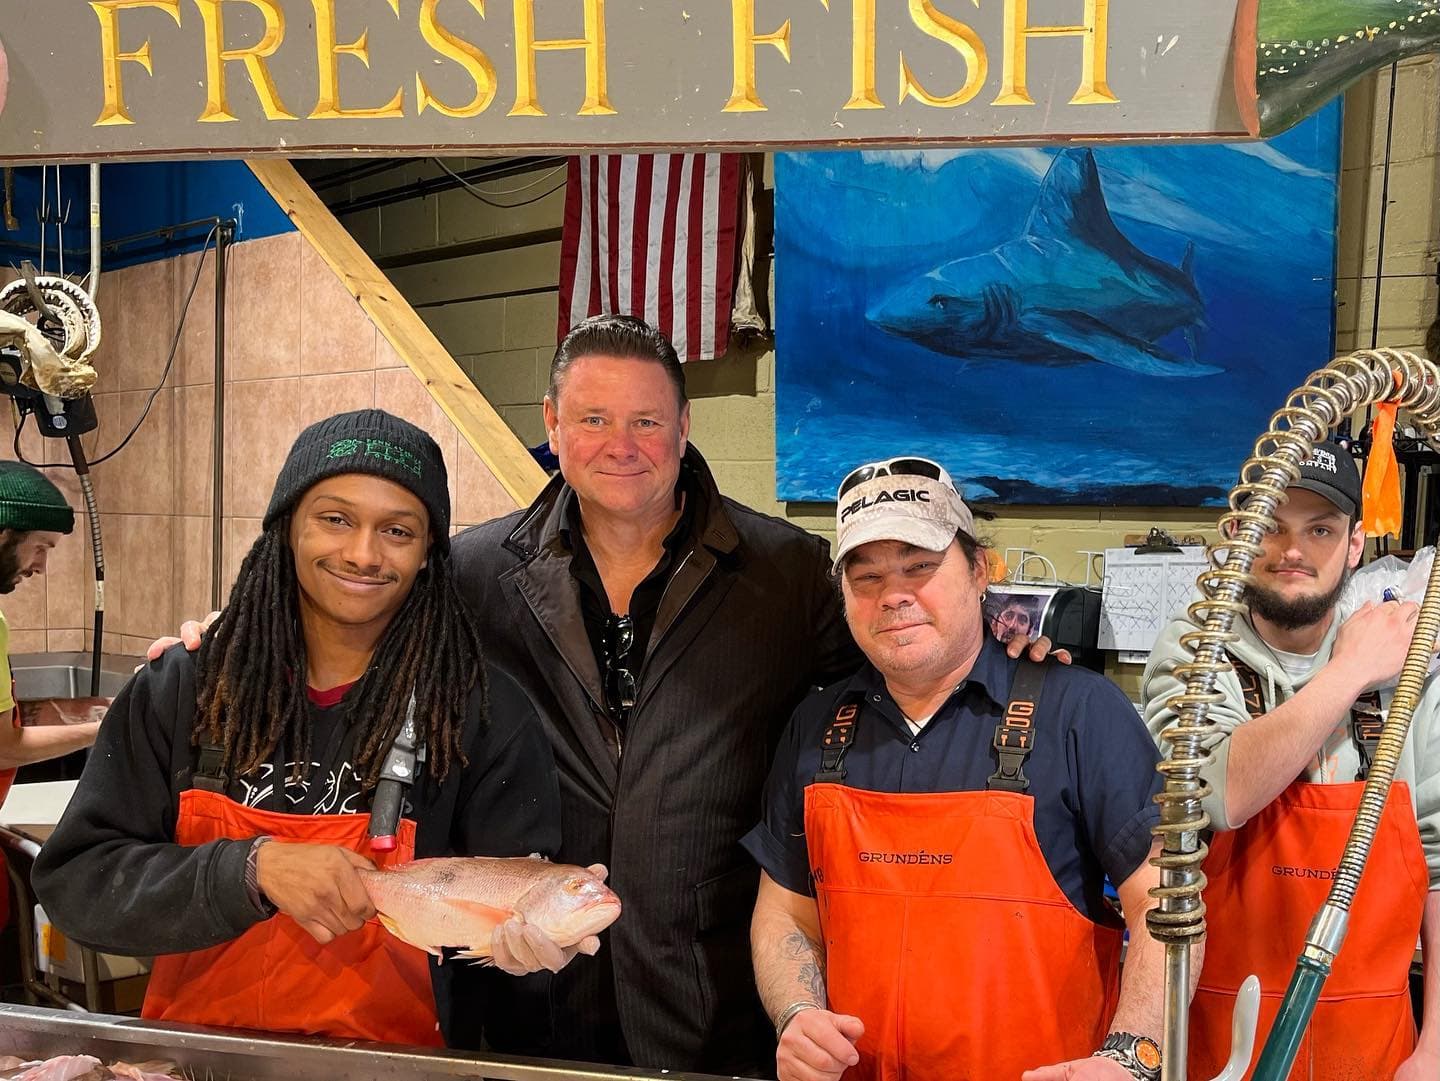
1189, 780, 1426, 1081
805, 783, 1122, 1081
142, 787, 441, 1045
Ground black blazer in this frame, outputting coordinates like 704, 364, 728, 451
451, 446, 858, 1074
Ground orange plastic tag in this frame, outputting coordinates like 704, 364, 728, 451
42, 922, 67, 964
1363, 403, 1402, 538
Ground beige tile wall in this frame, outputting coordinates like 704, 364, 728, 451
0, 229, 520, 656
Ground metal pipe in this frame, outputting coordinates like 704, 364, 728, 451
63, 435, 104, 697
1369, 63, 1399, 353
87, 163, 99, 302
210, 221, 231, 611
1161, 943, 1189, 1081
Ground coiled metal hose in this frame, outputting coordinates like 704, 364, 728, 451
1148, 348, 1440, 1081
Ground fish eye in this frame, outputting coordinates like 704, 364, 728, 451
927, 295, 949, 311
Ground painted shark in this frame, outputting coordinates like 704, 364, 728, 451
866, 148, 1219, 378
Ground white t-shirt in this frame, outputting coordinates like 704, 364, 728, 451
1270, 646, 1320, 683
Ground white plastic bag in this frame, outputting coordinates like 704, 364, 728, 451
1336, 547, 1435, 621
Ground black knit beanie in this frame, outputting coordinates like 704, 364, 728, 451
0, 462, 74, 535
263, 410, 450, 551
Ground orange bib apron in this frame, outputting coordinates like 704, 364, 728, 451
142, 787, 441, 1045
805, 783, 1122, 1081
1189, 780, 1426, 1081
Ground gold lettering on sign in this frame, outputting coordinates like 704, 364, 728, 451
898, 0, 985, 108
995, 0, 1114, 106
91, 0, 182, 126
845, 0, 881, 110
724, 0, 791, 112
311, 0, 406, 120
509, 0, 614, 117
194, 0, 296, 122
417, 0, 497, 117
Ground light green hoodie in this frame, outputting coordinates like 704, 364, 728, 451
1141, 609, 1440, 888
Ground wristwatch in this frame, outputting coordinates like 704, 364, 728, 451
244, 835, 278, 917
1093, 1032, 1161, 1081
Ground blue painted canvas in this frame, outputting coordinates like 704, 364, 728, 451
774, 104, 1342, 505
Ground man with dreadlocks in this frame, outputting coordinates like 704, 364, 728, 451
34, 410, 568, 1047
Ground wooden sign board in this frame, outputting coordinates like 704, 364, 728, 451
0, 0, 1250, 162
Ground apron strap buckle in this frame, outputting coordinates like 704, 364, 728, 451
988, 726, 1033, 793
192, 741, 228, 794
986, 658, 1048, 794
1351, 694, 1384, 782
813, 696, 864, 785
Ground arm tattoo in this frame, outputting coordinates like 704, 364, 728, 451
783, 928, 826, 1004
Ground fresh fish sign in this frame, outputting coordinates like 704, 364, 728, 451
0, 0, 1243, 161
867, 149, 1217, 379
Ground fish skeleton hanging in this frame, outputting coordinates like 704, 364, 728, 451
359, 856, 622, 962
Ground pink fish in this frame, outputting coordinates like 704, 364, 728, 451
359, 856, 621, 962
11, 1057, 101, 1081
108, 1063, 177, 1081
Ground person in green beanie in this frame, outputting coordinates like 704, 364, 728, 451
0, 460, 97, 774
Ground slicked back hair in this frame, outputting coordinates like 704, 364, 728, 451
549, 313, 686, 406
192, 520, 485, 789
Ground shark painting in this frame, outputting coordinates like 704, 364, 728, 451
866, 148, 1220, 379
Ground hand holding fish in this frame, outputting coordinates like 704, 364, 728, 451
775, 1008, 863, 1081
489, 861, 606, 975
490, 915, 601, 976
254, 841, 377, 945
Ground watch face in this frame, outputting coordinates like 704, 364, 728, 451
1135, 1037, 1162, 1071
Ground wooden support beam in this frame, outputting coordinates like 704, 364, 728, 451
247, 159, 548, 509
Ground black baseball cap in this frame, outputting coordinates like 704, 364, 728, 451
1289, 439, 1362, 518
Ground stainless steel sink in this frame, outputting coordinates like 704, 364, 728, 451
9, 652, 141, 701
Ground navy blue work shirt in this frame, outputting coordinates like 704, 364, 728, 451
741, 632, 1163, 925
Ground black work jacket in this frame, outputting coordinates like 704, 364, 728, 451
451, 446, 858, 1073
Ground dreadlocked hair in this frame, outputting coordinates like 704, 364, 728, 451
193, 520, 486, 790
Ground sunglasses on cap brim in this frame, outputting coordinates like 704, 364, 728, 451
838, 458, 946, 500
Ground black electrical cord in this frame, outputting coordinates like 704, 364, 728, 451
431, 158, 567, 208
16, 225, 219, 470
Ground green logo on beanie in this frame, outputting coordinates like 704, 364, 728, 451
326, 437, 423, 478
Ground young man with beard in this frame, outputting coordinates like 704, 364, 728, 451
0, 462, 100, 773
0, 461, 99, 931
1141, 440, 1440, 1081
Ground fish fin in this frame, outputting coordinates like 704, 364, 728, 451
454, 948, 495, 966
1180, 240, 1197, 281
1020, 311, 1220, 378
449, 899, 513, 924
377, 914, 442, 958
1022, 149, 1126, 255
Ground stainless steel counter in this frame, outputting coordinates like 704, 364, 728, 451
0, 1005, 749, 1081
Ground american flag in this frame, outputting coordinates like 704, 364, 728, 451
557, 154, 744, 362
